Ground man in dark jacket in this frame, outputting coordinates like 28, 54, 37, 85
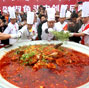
68, 12, 82, 43
37, 15, 47, 40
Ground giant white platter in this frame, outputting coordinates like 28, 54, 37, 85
0, 40, 89, 88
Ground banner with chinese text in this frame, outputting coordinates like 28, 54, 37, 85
0, 0, 89, 12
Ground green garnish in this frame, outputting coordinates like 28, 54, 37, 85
52, 31, 70, 41
20, 52, 35, 61
42, 58, 47, 63
16, 50, 20, 54
29, 59, 33, 63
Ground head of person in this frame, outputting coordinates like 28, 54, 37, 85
39, 9, 45, 15
39, 15, 47, 22
20, 11, 24, 16
27, 24, 33, 30
47, 19, 55, 28
2, 10, 8, 17
15, 9, 19, 15
78, 10, 82, 17
46, 8, 56, 28
55, 11, 60, 22
47, 21, 55, 28
81, 11, 89, 24
81, 2, 89, 24
82, 17, 89, 24
59, 11, 66, 24
38, 5, 44, 11
59, 17, 66, 24
71, 12, 78, 23
10, 18, 16, 24
47, 14, 55, 28
27, 12, 34, 30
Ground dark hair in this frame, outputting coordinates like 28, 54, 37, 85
71, 12, 78, 18
3, 19, 6, 23
77, 1, 83, 4
39, 14, 47, 19
39, 5, 43, 8
1, 16, 5, 20
43, 7, 46, 10
0, 17, 6, 23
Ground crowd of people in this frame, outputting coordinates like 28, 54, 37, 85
0, 1, 89, 46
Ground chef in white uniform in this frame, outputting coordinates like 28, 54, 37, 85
0, 12, 37, 41
71, 2, 89, 46
55, 5, 68, 32
16, 11, 37, 40
9, 11, 37, 41
41, 8, 57, 40
3, 7, 19, 44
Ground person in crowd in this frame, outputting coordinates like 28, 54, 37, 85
37, 5, 44, 15
39, 7, 46, 16
68, 12, 82, 43
3, 7, 19, 44
71, 2, 89, 46
55, 11, 60, 22
0, 12, 37, 41
2, 10, 9, 24
41, 8, 57, 40
37, 15, 47, 40
77, 8, 83, 26
55, 5, 68, 32
15, 9, 22, 24
19, 11, 27, 29
37, 5, 46, 17
20, 11, 27, 21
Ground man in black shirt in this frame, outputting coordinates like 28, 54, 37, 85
0, 18, 9, 44
68, 12, 82, 43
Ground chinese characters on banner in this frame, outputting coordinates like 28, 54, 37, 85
0, 0, 87, 12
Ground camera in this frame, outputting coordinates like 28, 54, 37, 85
77, 1, 83, 4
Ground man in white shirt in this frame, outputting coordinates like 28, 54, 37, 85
0, 12, 37, 41
3, 7, 19, 44
71, 2, 89, 46
73, 17, 89, 45
55, 5, 68, 32
41, 8, 57, 40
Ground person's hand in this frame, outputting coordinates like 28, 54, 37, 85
76, 17, 81, 23
0, 23, 4, 27
45, 28, 54, 33
68, 22, 75, 27
69, 33, 74, 37
48, 28, 54, 33
64, 31, 69, 33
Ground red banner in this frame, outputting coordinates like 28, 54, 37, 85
0, 0, 89, 12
